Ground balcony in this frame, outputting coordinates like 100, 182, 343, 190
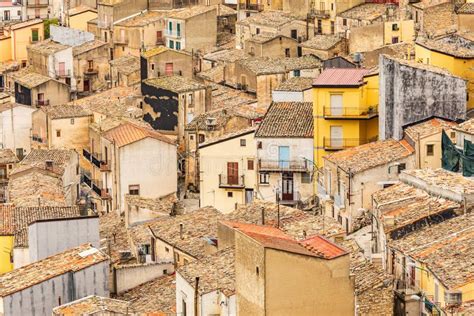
258, 159, 310, 172
100, 160, 111, 172
83, 148, 91, 161
83, 173, 111, 200
56, 69, 71, 78
84, 67, 99, 75
238, 2, 263, 11
219, 174, 245, 189
91, 154, 101, 168
323, 137, 377, 151
165, 30, 181, 38
32, 134, 44, 143
26, 0, 49, 8
35, 100, 49, 107
312, 10, 330, 18
323, 106, 378, 119
280, 191, 301, 205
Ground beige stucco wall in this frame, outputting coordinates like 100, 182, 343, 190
11, 22, 45, 63
413, 129, 455, 169
245, 37, 299, 58
199, 131, 257, 213
183, 9, 217, 52
74, 44, 110, 93
348, 23, 384, 53
146, 50, 194, 79
32, 80, 70, 106
70, 11, 98, 31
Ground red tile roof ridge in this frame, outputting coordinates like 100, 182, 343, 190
300, 235, 348, 259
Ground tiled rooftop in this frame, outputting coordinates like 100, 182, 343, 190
116, 274, 176, 314
237, 10, 296, 28
103, 121, 175, 147
208, 83, 258, 110
178, 247, 235, 296
14, 72, 52, 89
186, 103, 259, 131
148, 207, 223, 259
72, 39, 107, 56
389, 213, 474, 288
274, 77, 313, 91
453, 117, 474, 134
401, 168, 474, 195
99, 211, 134, 264
168, 5, 216, 20
238, 55, 321, 75
339, 3, 394, 21
41, 104, 92, 119
458, 2, 474, 14
404, 117, 457, 140
16, 149, 74, 175
0, 149, 18, 165
197, 64, 225, 82
324, 139, 414, 174
313, 68, 369, 87
68, 4, 97, 16
247, 33, 287, 44
0, 244, 107, 297
416, 33, 474, 58
29, 39, 70, 55
203, 48, 248, 63
110, 55, 140, 75
215, 4, 236, 16
53, 295, 132, 315
199, 126, 256, 148
372, 182, 426, 206
115, 10, 170, 27
143, 76, 206, 93
299, 35, 343, 50
10, 18, 42, 30
256, 102, 313, 138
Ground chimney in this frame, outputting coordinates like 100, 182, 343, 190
179, 223, 184, 240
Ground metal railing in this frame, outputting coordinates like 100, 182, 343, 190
32, 134, 44, 143
26, 0, 49, 7
323, 137, 377, 150
84, 67, 99, 75
219, 174, 245, 188
115, 37, 129, 45
100, 160, 111, 172
258, 159, 310, 172
56, 69, 71, 78
323, 105, 378, 119
165, 30, 181, 38
313, 10, 330, 18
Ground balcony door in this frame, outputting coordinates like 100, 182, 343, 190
58, 62, 65, 76
278, 146, 289, 169
330, 94, 343, 116
330, 126, 343, 148
282, 172, 294, 201
227, 162, 239, 185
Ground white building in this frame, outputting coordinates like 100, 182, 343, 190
199, 127, 257, 213
99, 121, 177, 213
0, 1, 24, 23
0, 103, 35, 159
272, 77, 313, 102
255, 102, 314, 206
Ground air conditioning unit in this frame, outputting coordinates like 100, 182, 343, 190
445, 290, 462, 306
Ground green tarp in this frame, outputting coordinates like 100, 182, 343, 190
462, 139, 474, 177
442, 130, 460, 172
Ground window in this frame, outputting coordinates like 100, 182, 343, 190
187, 93, 193, 106
293, 69, 300, 77
176, 41, 181, 50
256, 266, 259, 276
392, 23, 399, 31
398, 163, 406, 173
426, 144, 434, 156
331, 21, 335, 34
240, 139, 246, 147
70, 118, 74, 125
31, 28, 39, 42
256, 28, 260, 35
129, 184, 140, 195
302, 172, 311, 183
248, 159, 254, 170
169, 40, 174, 49
56, 130, 61, 137
331, 3, 334, 10
151, 63, 155, 70
392, 36, 399, 44
165, 247, 170, 253
257, 141, 262, 149
143, 244, 151, 254
163, 269, 168, 274
168, 21, 172, 33
88, 60, 94, 69
317, 20, 322, 34
259, 172, 269, 184
183, 258, 189, 265
343, 18, 347, 26
198, 134, 205, 143
227, 191, 233, 197
182, 299, 187, 316
16, 148, 24, 160
290, 29, 297, 39
190, 134, 194, 140
451, 131, 456, 138
285, 48, 290, 57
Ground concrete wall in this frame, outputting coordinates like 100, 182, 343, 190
118, 137, 177, 212
272, 90, 305, 102
50, 25, 95, 47
28, 217, 100, 263
115, 262, 174, 294
176, 272, 195, 316
379, 55, 466, 140
3, 261, 109, 316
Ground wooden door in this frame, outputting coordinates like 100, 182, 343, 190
282, 172, 294, 201
58, 62, 65, 76
156, 31, 162, 44
227, 162, 238, 185
84, 79, 90, 92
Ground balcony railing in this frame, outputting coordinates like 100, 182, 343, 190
238, 2, 263, 11
100, 160, 111, 172
83, 148, 91, 161
323, 106, 378, 119
26, 0, 49, 7
83, 173, 111, 199
56, 69, 71, 78
91, 154, 101, 168
35, 100, 49, 107
219, 174, 245, 189
84, 67, 99, 75
258, 159, 310, 172
32, 134, 44, 143
165, 30, 181, 38
323, 137, 377, 150
312, 10, 330, 18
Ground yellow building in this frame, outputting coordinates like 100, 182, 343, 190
313, 68, 379, 167
0, 234, 14, 274
415, 34, 474, 109
9, 19, 45, 65
383, 20, 415, 45
0, 33, 12, 63
67, 5, 98, 31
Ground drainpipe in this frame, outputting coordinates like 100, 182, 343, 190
194, 277, 200, 316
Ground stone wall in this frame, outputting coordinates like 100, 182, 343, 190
348, 23, 384, 53
379, 55, 466, 140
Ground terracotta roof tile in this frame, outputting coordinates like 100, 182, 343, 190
41, 104, 92, 119
255, 102, 313, 138
0, 244, 108, 297
103, 121, 175, 147
143, 76, 206, 93
53, 295, 132, 315
313, 68, 369, 86
404, 117, 457, 140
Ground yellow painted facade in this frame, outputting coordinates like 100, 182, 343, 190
383, 20, 415, 45
0, 235, 14, 274
0, 36, 12, 63
415, 43, 474, 109
313, 73, 379, 167
10, 21, 45, 63
69, 11, 98, 31
314, 0, 364, 34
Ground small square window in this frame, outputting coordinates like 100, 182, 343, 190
190, 134, 194, 140
426, 144, 434, 156
259, 172, 269, 184
129, 184, 140, 195
392, 23, 399, 31
56, 130, 61, 137
450, 131, 455, 138
240, 139, 246, 147
257, 141, 262, 149
163, 269, 168, 274
227, 192, 233, 197
398, 163, 406, 173
198, 134, 205, 143
70, 118, 75, 125
165, 247, 170, 253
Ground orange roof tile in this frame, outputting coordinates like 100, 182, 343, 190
313, 68, 369, 87
103, 122, 175, 147
300, 235, 347, 259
